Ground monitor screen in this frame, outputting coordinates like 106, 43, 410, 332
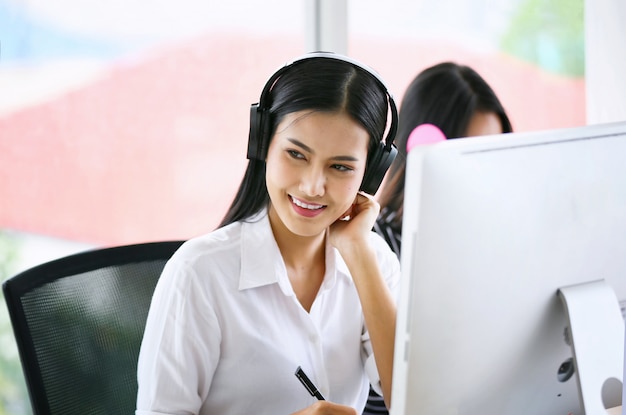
390, 121, 626, 415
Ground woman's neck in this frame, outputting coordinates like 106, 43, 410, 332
268, 207, 326, 312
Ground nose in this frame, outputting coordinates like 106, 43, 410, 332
299, 165, 326, 197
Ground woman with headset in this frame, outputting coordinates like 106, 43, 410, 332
136, 52, 400, 415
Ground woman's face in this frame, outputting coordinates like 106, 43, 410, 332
466, 111, 504, 137
265, 110, 369, 238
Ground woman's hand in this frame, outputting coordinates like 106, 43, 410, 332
329, 191, 379, 253
290, 400, 358, 415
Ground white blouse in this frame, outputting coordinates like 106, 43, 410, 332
136, 209, 400, 415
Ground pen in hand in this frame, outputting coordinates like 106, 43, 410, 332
295, 366, 326, 400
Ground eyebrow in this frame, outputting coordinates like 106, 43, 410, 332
286, 138, 361, 162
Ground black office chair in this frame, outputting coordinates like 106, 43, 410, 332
2, 240, 184, 415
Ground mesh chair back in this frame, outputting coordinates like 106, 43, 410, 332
2, 241, 184, 415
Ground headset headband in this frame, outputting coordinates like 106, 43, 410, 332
255, 51, 398, 151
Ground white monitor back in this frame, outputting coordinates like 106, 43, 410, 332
390, 121, 626, 415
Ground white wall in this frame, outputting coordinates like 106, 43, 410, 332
585, 0, 626, 124
305, 0, 347, 54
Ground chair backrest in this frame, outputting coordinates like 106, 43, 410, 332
2, 240, 185, 415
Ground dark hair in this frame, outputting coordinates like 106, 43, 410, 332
377, 62, 513, 233
218, 56, 390, 228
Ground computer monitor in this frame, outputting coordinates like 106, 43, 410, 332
389, 121, 626, 415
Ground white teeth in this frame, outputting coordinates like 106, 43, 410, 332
292, 197, 324, 210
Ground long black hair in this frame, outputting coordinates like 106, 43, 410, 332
377, 62, 513, 235
219, 55, 391, 228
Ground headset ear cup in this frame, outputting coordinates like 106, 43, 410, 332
248, 104, 267, 160
360, 143, 398, 195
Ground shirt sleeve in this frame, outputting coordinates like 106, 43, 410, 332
136, 255, 221, 415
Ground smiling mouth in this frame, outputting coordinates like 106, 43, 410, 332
290, 196, 326, 211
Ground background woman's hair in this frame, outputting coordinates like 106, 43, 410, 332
377, 62, 513, 233
218, 56, 391, 228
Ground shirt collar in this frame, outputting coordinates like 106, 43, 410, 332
238, 208, 353, 292
321, 236, 351, 292
238, 209, 282, 290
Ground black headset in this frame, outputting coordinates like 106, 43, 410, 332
247, 51, 398, 195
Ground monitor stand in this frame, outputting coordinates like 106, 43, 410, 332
558, 279, 625, 414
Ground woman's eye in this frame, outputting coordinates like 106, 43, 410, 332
332, 164, 353, 172
287, 150, 305, 159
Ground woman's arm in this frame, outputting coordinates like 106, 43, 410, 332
329, 192, 397, 408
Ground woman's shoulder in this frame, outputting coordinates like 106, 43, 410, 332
172, 211, 270, 266
173, 221, 244, 265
